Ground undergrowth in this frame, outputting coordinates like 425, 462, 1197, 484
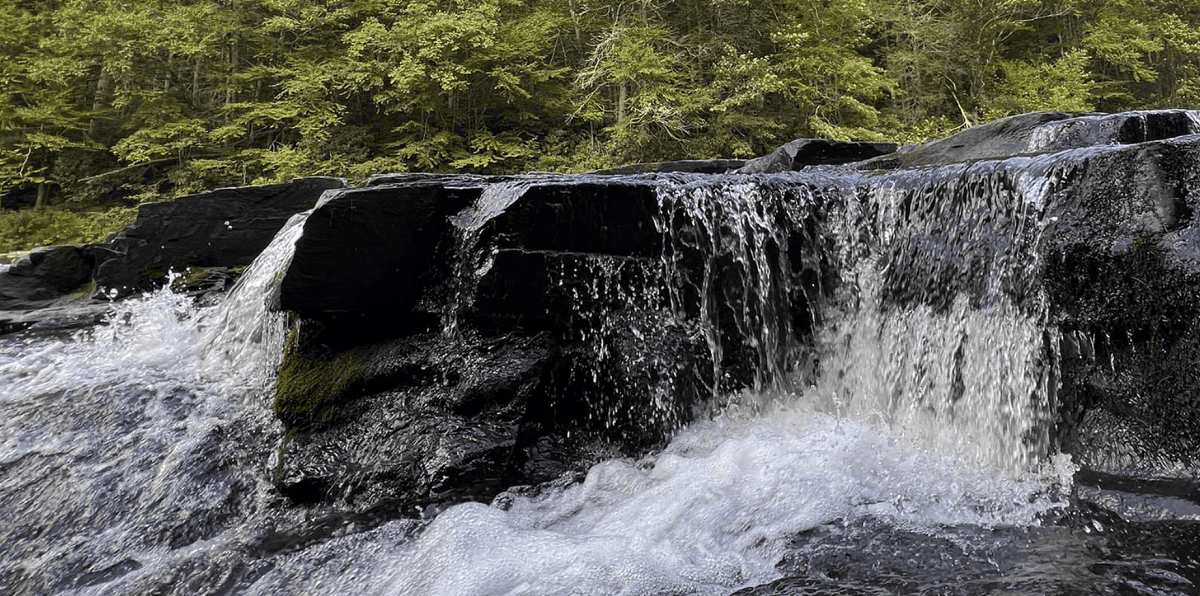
0, 206, 138, 253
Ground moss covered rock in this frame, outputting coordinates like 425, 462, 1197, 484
274, 321, 366, 429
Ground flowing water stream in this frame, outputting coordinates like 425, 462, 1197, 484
2, 166, 1198, 595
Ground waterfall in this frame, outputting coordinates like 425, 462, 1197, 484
0, 201, 326, 594
642, 164, 1067, 475
805, 156, 1069, 476
654, 175, 815, 399
16, 120, 1200, 595
377, 167, 1078, 595
198, 211, 309, 385
0, 163, 1073, 595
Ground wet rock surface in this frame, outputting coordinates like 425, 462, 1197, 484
736, 138, 897, 173
858, 109, 1200, 169
6, 110, 1200, 517
0, 246, 94, 310
1037, 135, 1200, 472
0, 177, 345, 335
271, 175, 712, 512
266, 110, 1200, 511
94, 176, 346, 295
735, 515, 1200, 596
277, 181, 467, 317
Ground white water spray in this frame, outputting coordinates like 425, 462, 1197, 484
377, 172, 1074, 596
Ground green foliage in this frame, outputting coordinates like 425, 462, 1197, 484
0, 0, 1196, 205
986, 50, 1096, 118
0, 205, 137, 253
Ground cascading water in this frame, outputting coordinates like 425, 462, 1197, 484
806, 154, 1071, 477
374, 169, 1083, 595
0, 271, 277, 593
0, 208, 330, 594
654, 175, 815, 400
3, 147, 1198, 596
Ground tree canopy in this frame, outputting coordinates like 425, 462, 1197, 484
1, 0, 1197, 209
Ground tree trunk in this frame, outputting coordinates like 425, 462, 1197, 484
226, 38, 239, 117
193, 58, 203, 104
617, 82, 627, 123
34, 182, 49, 211
568, 0, 585, 47
89, 65, 115, 138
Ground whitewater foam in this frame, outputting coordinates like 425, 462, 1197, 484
383, 405, 1068, 596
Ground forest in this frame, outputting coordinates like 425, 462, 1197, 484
1, 0, 1198, 251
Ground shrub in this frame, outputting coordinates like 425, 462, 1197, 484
0, 206, 138, 253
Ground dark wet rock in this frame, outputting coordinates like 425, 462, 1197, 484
276, 176, 666, 325
762, 519, 1037, 595
860, 110, 1200, 169
1071, 470, 1200, 521
94, 176, 345, 295
470, 180, 661, 256
272, 330, 556, 511
277, 181, 471, 318
1036, 136, 1200, 472
248, 109, 1200, 511
1, 177, 345, 336
739, 514, 1200, 596
272, 257, 706, 511
0, 246, 94, 310
461, 180, 664, 332
270, 175, 715, 509
737, 138, 897, 173
170, 266, 237, 306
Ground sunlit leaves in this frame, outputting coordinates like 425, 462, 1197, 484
987, 49, 1096, 117
2, 0, 1198, 204
112, 119, 208, 164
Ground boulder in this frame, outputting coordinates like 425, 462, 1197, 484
0, 246, 94, 310
94, 177, 346, 294
1040, 136, 1200, 473
737, 138, 898, 173
9, 109, 1195, 512
0, 177, 346, 336
858, 110, 1200, 169
266, 109, 1200, 513
270, 175, 708, 511
272, 330, 556, 510
277, 181, 472, 319
0, 245, 111, 334
0, 303, 113, 336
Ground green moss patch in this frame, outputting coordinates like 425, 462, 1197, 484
274, 323, 366, 428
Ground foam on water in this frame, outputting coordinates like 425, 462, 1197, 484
0, 167, 1095, 594
383, 406, 1068, 596
374, 168, 1078, 596
0, 286, 204, 464
0, 210, 311, 593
